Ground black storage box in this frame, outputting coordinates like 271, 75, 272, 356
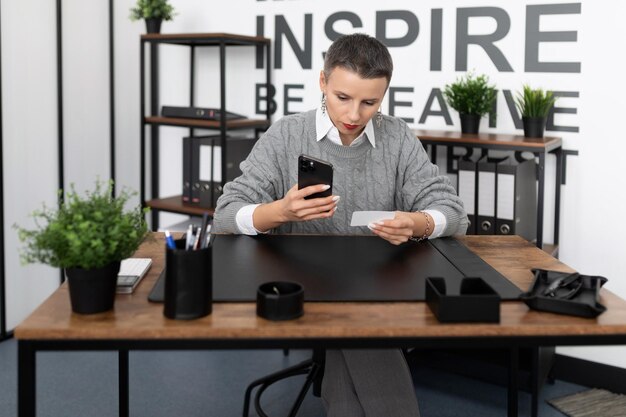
520, 269, 608, 318
425, 277, 501, 323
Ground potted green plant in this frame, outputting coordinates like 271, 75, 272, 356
129, 0, 176, 34
443, 72, 497, 134
515, 85, 558, 138
16, 181, 149, 314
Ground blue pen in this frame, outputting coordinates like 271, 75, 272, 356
165, 230, 176, 250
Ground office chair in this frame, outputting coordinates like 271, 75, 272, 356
243, 349, 325, 417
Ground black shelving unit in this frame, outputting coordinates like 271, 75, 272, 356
139, 33, 271, 229
415, 129, 578, 254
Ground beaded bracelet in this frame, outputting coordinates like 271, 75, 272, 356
409, 211, 431, 243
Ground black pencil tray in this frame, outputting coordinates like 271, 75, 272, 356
519, 269, 608, 318
425, 277, 500, 323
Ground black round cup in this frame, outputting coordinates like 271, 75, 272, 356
256, 281, 304, 321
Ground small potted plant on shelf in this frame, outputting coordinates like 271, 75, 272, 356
515, 85, 558, 138
129, 0, 176, 34
15, 181, 149, 314
443, 72, 497, 134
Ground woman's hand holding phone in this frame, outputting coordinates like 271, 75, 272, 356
251, 155, 338, 232
251, 184, 339, 233
277, 184, 339, 222
282, 154, 337, 221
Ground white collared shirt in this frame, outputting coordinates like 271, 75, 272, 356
315, 105, 376, 148
235, 107, 446, 238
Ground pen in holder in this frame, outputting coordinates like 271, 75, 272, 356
163, 238, 212, 320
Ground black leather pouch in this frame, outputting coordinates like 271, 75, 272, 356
520, 269, 607, 318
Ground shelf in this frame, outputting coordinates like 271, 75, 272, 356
141, 32, 270, 46
414, 129, 562, 152
145, 116, 270, 130
414, 129, 565, 252
140, 31, 271, 230
146, 195, 214, 217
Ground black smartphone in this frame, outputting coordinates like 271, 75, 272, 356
298, 154, 334, 200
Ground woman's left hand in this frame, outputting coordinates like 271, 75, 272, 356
368, 212, 415, 245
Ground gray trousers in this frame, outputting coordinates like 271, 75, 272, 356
321, 349, 421, 417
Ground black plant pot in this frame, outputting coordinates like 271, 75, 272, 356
65, 261, 120, 314
522, 116, 546, 138
145, 18, 162, 34
459, 113, 481, 134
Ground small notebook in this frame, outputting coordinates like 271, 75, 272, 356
116, 258, 153, 294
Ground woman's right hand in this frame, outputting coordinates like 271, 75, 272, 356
252, 184, 339, 232
277, 184, 339, 222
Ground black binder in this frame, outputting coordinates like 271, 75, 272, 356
189, 136, 221, 205
195, 136, 221, 208
182, 137, 192, 204
162, 105, 246, 121
457, 158, 478, 235
477, 157, 496, 235
185, 135, 256, 208
495, 158, 537, 241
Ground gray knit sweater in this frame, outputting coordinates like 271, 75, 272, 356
213, 110, 468, 236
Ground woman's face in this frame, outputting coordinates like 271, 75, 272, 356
319, 67, 388, 143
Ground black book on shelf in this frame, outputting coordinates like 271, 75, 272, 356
161, 106, 246, 121
182, 137, 193, 204
495, 157, 537, 241
184, 135, 257, 208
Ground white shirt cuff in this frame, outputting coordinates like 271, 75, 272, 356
235, 204, 264, 235
423, 209, 446, 239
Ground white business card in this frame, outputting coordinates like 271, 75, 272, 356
350, 211, 395, 227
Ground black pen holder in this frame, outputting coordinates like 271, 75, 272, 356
256, 281, 304, 321
164, 239, 212, 320
426, 277, 500, 323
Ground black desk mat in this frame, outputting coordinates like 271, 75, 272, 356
149, 235, 521, 303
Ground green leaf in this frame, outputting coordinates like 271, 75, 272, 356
14, 180, 149, 270
443, 72, 497, 117
514, 84, 558, 117
129, 0, 176, 21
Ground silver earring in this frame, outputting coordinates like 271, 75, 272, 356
321, 95, 327, 115
376, 108, 383, 127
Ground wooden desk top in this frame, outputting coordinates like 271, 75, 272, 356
14, 235, 626, 342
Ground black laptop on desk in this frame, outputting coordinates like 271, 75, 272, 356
149, 235, 521, 303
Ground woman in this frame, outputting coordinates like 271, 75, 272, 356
214, 33, 467, 417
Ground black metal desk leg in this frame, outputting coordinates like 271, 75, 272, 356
536, 153, 545, 249
139, 39, 146, 210
18, 341, 36, 417
554, 149, 563, 247
508, 347, 519, 417
531, 348, 539, 417
119, 349, 129, 417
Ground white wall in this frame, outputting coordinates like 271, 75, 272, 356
2, 0, 625, 369
62, 0, 110, 194
554, 2, 626, 368
1, 0, 61, 330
